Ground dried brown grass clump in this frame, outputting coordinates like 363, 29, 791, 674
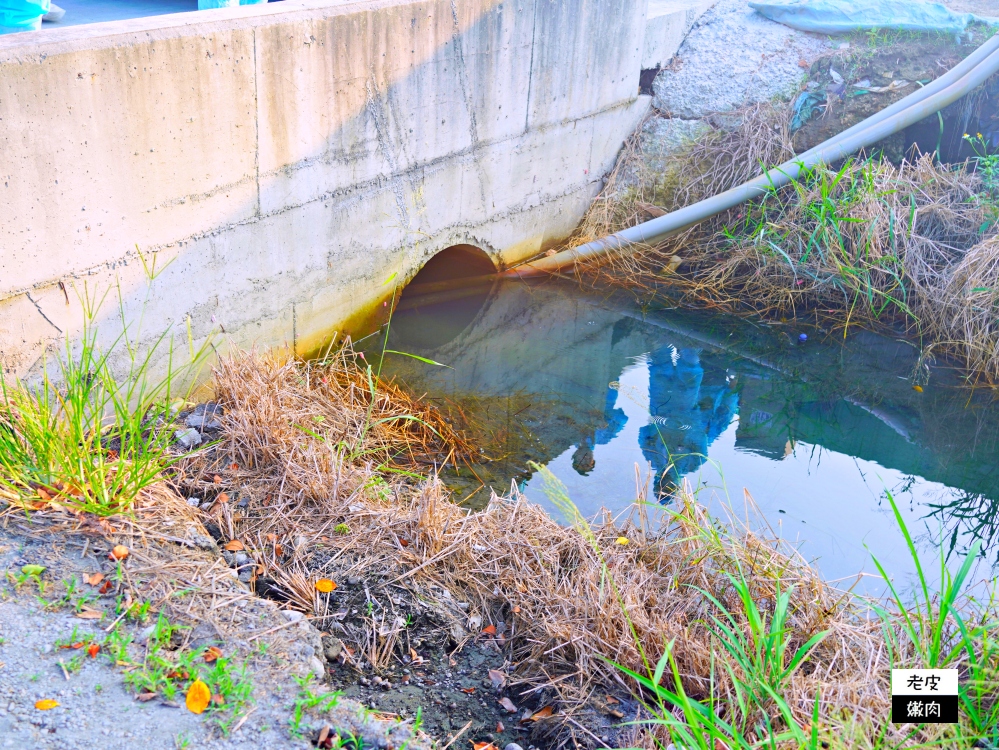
176, 351, 973, 749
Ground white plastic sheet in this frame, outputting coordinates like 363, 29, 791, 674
749, 0, 999, 34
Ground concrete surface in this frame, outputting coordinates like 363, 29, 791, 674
0, 0, 649, 381
642, 0, 717, 70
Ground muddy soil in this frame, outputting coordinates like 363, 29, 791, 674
793, 29, 998, 158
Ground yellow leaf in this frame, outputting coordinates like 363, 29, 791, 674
185, 679, 211, 714
34, 699, 59, 710
912, 385, 924, 393
109, 545, 129, 561
615, 537, 630, 546
315, 578, 337, 593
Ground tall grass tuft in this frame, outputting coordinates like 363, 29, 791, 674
0, 290, 210, 515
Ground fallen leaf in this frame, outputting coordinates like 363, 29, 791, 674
34, 699, 59, 710
521, 706, 555, 722
615, 537, 629, 546
314, 578, 337, 593
266, 533, 277, 542
87, 644, 100, 658
109, 544, 129, 561
317, 725, 332, 748
398, 538, 409, 547
71, 642, 84, 650
461, 687, 476, 694
213, 475, 222, 484
137, 692, 157, 702
167, 669, 190, 680
224, 540, 244, 551
211, 693, 225, 706
913, 384, 924, 393
21, 564, 45, 577
274, 544, 284, 556
480, 624, 497, 636
75, 607, 104, 620
98, 580, 113, 595
230, 463, 239, 471
185, 679, 211, 714
499, 697, 518, 713
496, 721, 504, 732
36, 488, 52, 503
608, 709, 624, 719
487, 669, 507, 689
472, 743, 498, 750
203, 646, 222, 663
84, 572, 104, 586
218, 492, 229, 503
605, 695, 619, 705
512, 605, 521, 614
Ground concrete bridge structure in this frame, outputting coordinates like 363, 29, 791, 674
0, 0, 712, 377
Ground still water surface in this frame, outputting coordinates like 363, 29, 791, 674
372, 277, 999, 590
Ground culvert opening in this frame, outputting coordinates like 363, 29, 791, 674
391, 244, 498, 351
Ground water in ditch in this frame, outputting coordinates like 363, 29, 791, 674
368, 271, 999, 592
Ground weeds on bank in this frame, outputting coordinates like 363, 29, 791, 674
0, 287, 212, 515
535, 465, 999, 748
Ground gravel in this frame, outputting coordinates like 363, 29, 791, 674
0, 522, 426, 750
652, 0, 832, 119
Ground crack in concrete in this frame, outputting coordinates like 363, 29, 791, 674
25, 292, 62, 334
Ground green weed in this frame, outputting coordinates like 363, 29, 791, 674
289, 674, 343, 738
0, 286, 212, 515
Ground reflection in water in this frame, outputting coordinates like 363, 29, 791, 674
373, 277, 999, 586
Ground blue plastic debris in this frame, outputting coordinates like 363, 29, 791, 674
798, 333, 808, 342
0, 0, 49, 34
749, 0, 999, 35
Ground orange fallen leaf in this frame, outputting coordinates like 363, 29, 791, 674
399, 538, 409, 547
203, 646, 222, 663
230, 463, 239, 471
98, 579, 113, 595
137, 692, 157, 702
109, 544, 129, 561
472, 743, 498, 750
35, 699, 59, 710
211, 693, 225, 706
512, 605, 521, 614
521, 706, 555, 722
314, 578, 337, 593
185, 679, 211, 714
218, 492, 229, 503
36, 488, 52, 503
213, 475, 222, 484
71, 642, 85, 650
75, 607, 103, 620
499, 697, 518, 713
605, 695, 619, 705
84, 572, 104, 586
224, 540, 244, 551
461, 687, 476, 694
266, 533, 277, 542
87, 644, 100, 658
274, 544, 284, 556
496, 721, 504, 732
480, 624, 497, 636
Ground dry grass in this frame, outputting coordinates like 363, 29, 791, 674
568, 106, 999, 383
171, 349, 994, 749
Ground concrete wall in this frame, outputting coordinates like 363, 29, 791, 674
0, 0, 648, 379
642, 0, 716, 70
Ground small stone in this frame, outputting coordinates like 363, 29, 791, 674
233, 552, 250, 566
237, 568, 253, 583
309, 656, 326, 677
323, 640, 342, 662
136, 624, 157, 645
186, 497, 201, 507
347, 576, 362, 586
174, 428, 201, 449
282, 610, 304, 623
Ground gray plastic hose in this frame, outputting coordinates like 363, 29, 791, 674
508, 33, 999, 276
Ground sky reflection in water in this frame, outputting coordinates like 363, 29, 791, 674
378, 278, 999, 591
